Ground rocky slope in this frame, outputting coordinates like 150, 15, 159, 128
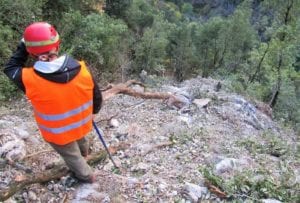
0, 76, 299, 203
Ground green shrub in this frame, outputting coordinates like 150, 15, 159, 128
200, 166, 299, 202
0, 73, 19, 101
59, 12, 129, 78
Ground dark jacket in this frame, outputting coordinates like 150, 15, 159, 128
4, 42, 102, 114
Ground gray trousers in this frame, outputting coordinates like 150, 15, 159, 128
50, 136, 93, 181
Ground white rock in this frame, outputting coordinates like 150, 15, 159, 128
261, 199, 283, 203
131, 162, 149, 172
193, 98, 211, 108
158, 183, 168, 192
109, 118, 119, 128
28, 191, 37, 201
14, 127, 30, 139
182, 182, 208, 202
0, 139, 26, 161
127, 177, 139, 188
215, 158, 237, 174
215, 157, 250, 174
72, 184, 110, 203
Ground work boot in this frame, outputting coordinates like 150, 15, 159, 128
78, 173, 96, 184
88, 174, 96, 183
83, 173, 96, 183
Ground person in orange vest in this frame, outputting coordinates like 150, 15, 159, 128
4, 22, 102, 183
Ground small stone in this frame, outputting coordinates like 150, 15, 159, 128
28, 191, 37, 201
205, 193, 210, 199
127, 177, 139, 188
47, 184, 53, 191
170, 190, 178, 196
131, 162, 149, 172
103, 161, 114, 171
182, 182, 208, 202
193, 98, 211, 108
22, 192, 28, 200
215, 158, 237, 174
14, 127, 30, 139
53, 184, 60, 193
158, 183, 168, 193
109, 119, 119, 128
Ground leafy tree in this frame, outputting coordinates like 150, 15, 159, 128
0, 23, 13, 67
161, 2, 183, 23
181, 3, 194, 16
0, 22, 18, 100
193, 2, 257, 79
59, 12, 129, 79
42, 0, 102, 25
125, 0, 156, 35
0, 0, 45, 101
0, 0, 44, 35
105, 0, 131, 19
193, 17, 228, 78
132, 15, 172, 75
168, 22, 196, 81
244, 0, 300, 128
258, 0, 300, 110
221, 6, 258, 75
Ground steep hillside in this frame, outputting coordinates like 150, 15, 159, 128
0, 77, 298, 202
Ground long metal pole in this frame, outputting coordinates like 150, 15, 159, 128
92, 121, 118, 168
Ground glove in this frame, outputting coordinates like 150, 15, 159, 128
15, 38, 29, 57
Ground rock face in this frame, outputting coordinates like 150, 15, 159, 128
0, 77, 298, 202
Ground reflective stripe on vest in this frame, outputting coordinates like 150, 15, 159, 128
38, 114, 92, 134
35, 100, 92, 121
22, 61, 94, 145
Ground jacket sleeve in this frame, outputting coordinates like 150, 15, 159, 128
92, 77, 102, 114
3, 41, 29, 92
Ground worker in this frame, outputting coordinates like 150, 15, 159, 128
3, 22, 102, 183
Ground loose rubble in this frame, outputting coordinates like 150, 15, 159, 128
0, 76, 298, 202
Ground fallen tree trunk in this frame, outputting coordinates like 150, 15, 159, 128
0, 151, 106, 201
102, 80, 172, 101
101, 80, 189, 109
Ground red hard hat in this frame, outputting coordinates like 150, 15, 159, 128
23, 22, 60, 55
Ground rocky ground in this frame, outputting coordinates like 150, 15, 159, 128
0, 76, 299, 203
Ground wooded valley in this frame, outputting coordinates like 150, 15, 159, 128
0, 0, 299, 131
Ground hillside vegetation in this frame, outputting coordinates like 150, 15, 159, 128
0, 0, 300, 132
1, 0, 299, 132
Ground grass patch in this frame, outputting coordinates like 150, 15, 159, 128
237, 132, 289, 157
169, 127, 210, 145
200, 166, 299, 202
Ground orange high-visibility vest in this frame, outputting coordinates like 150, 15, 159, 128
22, 61, 94, 145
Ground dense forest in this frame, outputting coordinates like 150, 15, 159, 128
0, 0, 299, 132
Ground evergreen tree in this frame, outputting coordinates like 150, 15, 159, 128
105, 0, 132, 19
